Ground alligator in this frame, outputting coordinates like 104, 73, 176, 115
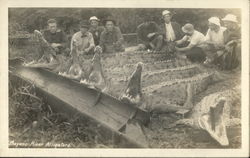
171, 86, 241, 146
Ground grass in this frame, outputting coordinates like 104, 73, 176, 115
9, 75, 115, 148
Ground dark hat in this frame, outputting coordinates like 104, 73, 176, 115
103, 16, 116, 25
79, 20, 90, 28
47, 18, 57, 24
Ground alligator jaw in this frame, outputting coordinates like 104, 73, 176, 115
198, 98, 229, 146
120, 62, 143, 106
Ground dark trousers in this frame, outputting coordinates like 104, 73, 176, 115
185, 47, 206, 63
149, 35, 163, 51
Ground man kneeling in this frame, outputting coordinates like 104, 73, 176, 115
175, 23, 206, 63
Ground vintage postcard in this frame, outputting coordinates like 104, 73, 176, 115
0, 0, 249, 157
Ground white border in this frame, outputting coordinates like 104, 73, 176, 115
0, 0, 249, 157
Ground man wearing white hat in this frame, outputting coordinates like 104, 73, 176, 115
203, 17, 227, 65
88, 16, 105, 45
175, 23, 206, 62
158, 10, 184, 53
221, 14, 241, 70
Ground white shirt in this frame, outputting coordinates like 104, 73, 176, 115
165, 23, 176, 42
205, 27, 227, 45
71, 31, 95, 55
181, 30, 205, 47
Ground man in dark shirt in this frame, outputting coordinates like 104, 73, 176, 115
88, 16, 105, 45
42, 19, 68, 55
99, 18, 125, 53
158, 10, 184, 53
136, 15, 163, 51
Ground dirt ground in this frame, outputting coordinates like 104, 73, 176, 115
8, 40, 241, 148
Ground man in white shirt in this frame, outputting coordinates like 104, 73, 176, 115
175, 23, 206, 62
203, 17, 227, 65
159, 10, 184, 53
70, 21, 95, 57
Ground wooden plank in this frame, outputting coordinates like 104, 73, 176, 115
12, 66, 149, 131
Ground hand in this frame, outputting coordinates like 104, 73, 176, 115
51, 43, 61, 48
114, 41, 121, 47
138, 44, 146, 50
54, 47, 59, 52
147, 32, 155, 39
175, 46, 180, 52
51, 43, 58, 48
225, 45, 231, 52
84, 48, 89, 53
94, 46, 103, 53
79, 50, 87, 55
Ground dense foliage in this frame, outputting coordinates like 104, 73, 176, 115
9, 8, 240, 35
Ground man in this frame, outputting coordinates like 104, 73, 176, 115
203, 17, 227, 65
31, 19, 68, 67
221, 14, 241, 70
99, 17, 125, 53
175, 23, 206, 62
159, 10, 184, 53
42, 19, 68, 56
88, 16, 105, 45
136, 15, 163, 51
71, 20, 95, 57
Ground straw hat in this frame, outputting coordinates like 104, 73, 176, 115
89, 16, 100, 22
162, 10, 171, 16
182, 23, 194, 34
222, 14, 238, 23
208, 17, 221, 26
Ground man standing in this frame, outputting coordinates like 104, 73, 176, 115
88, 16, 105, 45
159, 10, 184, 53
175, 23, 206, 62
99, 17, 125, 53
70, 20, 95, 57
203, 17, 227, 65
136, 15, 163, 51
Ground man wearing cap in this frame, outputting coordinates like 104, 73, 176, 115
175, 23, 206, 62
136, 14, 163, 51
99, 17, 125, 53
70, 20, 95, 57
88, 16, 105, 45
203, 17, 227, 65
159, 10, 184, 53
221, 14, 241, 70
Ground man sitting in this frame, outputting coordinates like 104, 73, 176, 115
221, 14, 241, 70
175, 23, 206, 63
88, 16, 105, 45
70, 20, 95, 57
99, 17, 125, 53
158, 10, 184, 53
34, 19, 68, 63
136, 15, 163, 51
203, 17, 227, 65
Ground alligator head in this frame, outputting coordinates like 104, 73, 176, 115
198, 97, 229, 146
120, 62, 143, 106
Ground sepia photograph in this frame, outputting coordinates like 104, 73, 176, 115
0, 0, 249, 157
